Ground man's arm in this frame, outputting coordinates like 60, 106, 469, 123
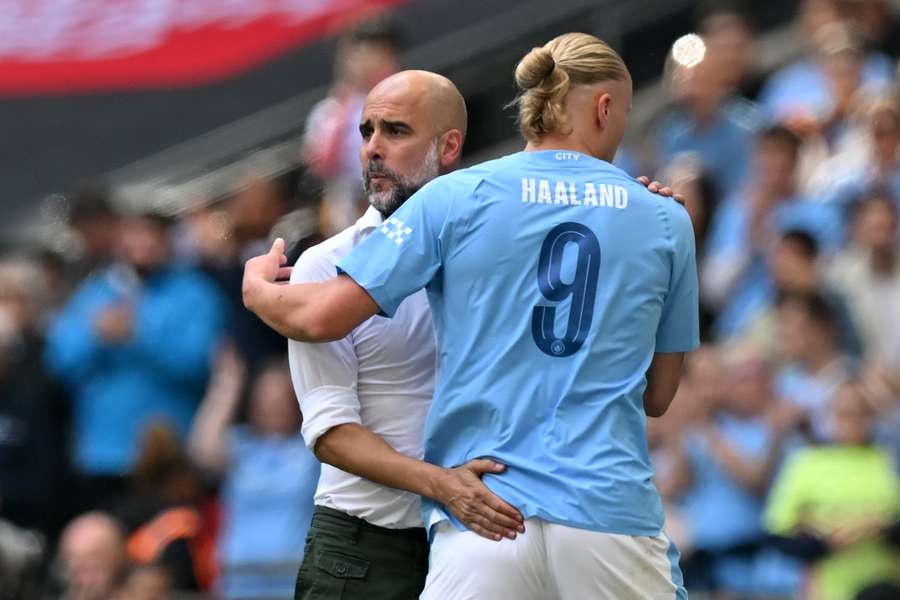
242, 238, 379, 342
314, 424, 524, 541
644, 352, 685, 417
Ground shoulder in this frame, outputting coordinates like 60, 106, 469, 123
291, 231, 351, 283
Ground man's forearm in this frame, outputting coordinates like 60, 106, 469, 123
314, 422, 446, 500
243, 278, 319, 340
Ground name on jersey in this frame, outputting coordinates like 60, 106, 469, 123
521, 178, 628, 209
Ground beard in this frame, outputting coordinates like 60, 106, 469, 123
363, 140, 440, 218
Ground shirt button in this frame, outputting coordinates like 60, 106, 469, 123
336, 564, 347, 575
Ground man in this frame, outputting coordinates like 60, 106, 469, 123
59, 512, 128, 600
45, 205, 227, 514
246, 32, 696, 599
290, 70, 523, 600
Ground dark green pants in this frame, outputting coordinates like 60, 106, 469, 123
295, 506, 429, 600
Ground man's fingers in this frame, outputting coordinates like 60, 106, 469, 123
469, 513, 515, 540
659, 186, 673, 197
465, 458, 506, 475
487, 495, 525, 526
636, 175, 650, 185
276, 266, 293, 281
469, 523, 502, 542
270, 237, 285, 257
674, 193, 686, 206
476, 503, 523, 532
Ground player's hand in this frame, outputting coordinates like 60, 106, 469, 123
242, 238, 293, 309
636, 176, 686, 206
434, 459, 525, 542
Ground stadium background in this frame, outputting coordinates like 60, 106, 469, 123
1, 0, 899, 598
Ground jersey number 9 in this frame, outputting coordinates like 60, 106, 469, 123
531, 222, 601, 357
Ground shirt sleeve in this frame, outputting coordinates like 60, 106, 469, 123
656, 205, 701, 353
338, 177, 454, 317
288, 246, 363, 451
763, 452, 808, 535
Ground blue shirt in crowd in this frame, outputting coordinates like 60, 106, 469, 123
339, 150, 700, 536
218, 426, 320, 599
45, 265, 227, 474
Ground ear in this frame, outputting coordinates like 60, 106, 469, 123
438, 129, 464, 169
595, 93, 612, 131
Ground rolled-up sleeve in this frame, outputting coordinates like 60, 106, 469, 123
287, 245, 362, 451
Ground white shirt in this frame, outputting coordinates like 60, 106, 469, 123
288, 207, 436, 529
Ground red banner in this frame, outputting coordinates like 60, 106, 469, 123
0, 0, 409, 96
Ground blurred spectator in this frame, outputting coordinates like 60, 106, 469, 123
121, 423, 213, 591
759, 1, 894, 125
703, 125, 842, 338
45, 207, 227, 513
67, 181, 119, 284
190, 350, 319, 599
302, 19, 401, 234
742, 230, 863, 361
814, 98, 900, 213
112, 564, 172, 600
59, 512, 127, 600
655, 36, 764, 198
829, 195, 900, 368
838, 0, 900, 58
775, 291, 857, 443
0, 517, 44, 600
675, 352, 795, 597
765, 383, 900, 600
697, 3, 758, 96
0, 258, 69, 537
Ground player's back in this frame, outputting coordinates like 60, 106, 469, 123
422, 150, 698, 535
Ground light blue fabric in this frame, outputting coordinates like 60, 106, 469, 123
45, 265, 227, 474
655, 97, 766, 196
339, 150, 700, 536
706, 193, 843, 337
680, 415, 770, 550
218, 426, 320, 599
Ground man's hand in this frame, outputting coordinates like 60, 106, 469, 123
432, 458, 525, 542
636, 176, 686, 205
94, 303, 133, 344
242, 238, 293, 310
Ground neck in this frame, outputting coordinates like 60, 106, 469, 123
525, 134, 614, 162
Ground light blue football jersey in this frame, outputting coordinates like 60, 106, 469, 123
338, 150, 700, 536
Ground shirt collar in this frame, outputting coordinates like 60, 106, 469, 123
356, 205, 384, 233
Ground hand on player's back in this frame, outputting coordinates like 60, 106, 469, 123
636, 175, 686, 206
433, 458, 525, 542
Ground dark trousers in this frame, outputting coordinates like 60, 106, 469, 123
295, 506, 429, 600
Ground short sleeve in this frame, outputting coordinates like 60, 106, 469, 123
289, 245, 363, 450
338, 177, 454, 317
656, 208, 701, 353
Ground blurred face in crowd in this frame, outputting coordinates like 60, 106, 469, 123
116, 217, 170, 276
831, 384, 874, 445
359, 72, 465, 217
338, 40, 399, 92
671, 58, 727, 119
770, 237, 818, 291
702, 15, 753, 90
227, 177, 289, 244
724, 358, 773, 418
755, 138, 798, 198
250, 364, 301, 438
776, 299, 835, 362
854, 197, 898, 254
73, 213, 119, 263
60, 513, 126, 600
800, 0, 842, 39
870, 105, 900, 166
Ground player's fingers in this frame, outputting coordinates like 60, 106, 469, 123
674, 193, 686, 205
659, 186, 673, 197
649, 180, 663, 192
636, 175, 650, 185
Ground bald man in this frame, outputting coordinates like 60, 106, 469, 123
59, 512, 127, 600
289, 70, 523, 600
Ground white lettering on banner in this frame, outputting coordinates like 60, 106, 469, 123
0, 0, 354, 59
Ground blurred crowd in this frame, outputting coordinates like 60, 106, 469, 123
1, 2, 899, 599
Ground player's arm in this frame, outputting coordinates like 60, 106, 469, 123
643, 352, 685, 417
314, 424, 524, 541
242, 238, 379, 342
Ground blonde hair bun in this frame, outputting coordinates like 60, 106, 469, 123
515, 47, 557, 90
